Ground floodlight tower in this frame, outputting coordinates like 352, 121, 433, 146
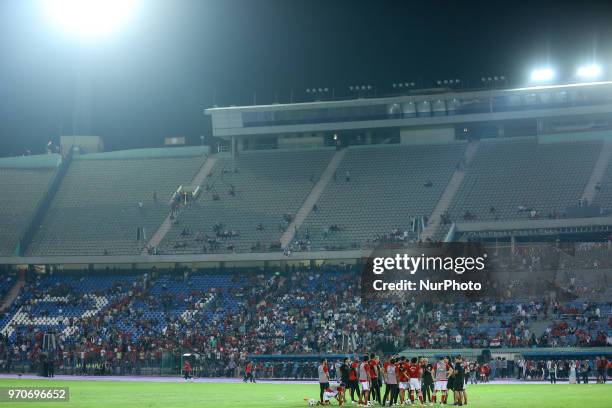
40, 0, 140, 39
40, 0, 141, 136
530, 67, 555, 83
576, 64, 603, 80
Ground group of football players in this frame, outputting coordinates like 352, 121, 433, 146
316, 354, 469, 406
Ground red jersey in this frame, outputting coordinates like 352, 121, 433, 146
407, 363, 421, 379
245, 362, 253, 374
369, 360, 378, 379
397, 362, 409, 382
349, 362, 359, 381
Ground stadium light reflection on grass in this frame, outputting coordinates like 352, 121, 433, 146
530, 67, 555, 82
576, 64, 603, 79
40, 0, 140, 39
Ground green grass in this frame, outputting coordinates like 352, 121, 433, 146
0, 379, 610, 408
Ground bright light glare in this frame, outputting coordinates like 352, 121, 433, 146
577, 64, 602, 79
41, 0, 140, 38
530, 68, 555, 82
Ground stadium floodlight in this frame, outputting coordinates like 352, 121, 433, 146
530, 67, 555, 82
40, 0, 140, 38
576, 64, 602, 79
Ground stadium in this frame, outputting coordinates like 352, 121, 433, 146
0, 1, 611, 407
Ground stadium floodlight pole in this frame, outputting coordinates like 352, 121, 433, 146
307, 87, 330, 101
481, 76, 506, 89
392, 82, 415, 95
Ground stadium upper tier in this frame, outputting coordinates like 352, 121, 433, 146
0, 155, 60, 256
159, 148, 335, 253
26, 148, 207, 256
297, 143, 465, 250
593, 157, 612, 211
447, 138, 601, 222
2, 136, 612, 257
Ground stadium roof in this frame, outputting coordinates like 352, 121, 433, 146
205, 81, 612, 113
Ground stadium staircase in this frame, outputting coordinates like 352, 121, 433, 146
18, 149, 73, 256
142, 154, 218, 253
189, 154, 218, 194
581, 139, 612, 204
530, 317, 555, 337
421, 140, 480, 240
280, 148, 347, 248
0, 272, 25, 312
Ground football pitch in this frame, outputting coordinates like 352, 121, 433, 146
0, 379, 610, 408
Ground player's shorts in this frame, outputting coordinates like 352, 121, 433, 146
323, 391, 338, 402
409, 378, 421, 391
453, 380, 464, 391
434, 380, 447, 391
360, 381, 370, 391
399, 382, 408, 390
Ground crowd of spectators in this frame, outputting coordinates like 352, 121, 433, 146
0, 255, 610, 377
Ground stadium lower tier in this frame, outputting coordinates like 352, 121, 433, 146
0, 266, 609, 377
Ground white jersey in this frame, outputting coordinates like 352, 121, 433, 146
318, 364, 329, 383
386, 364, 397, 384
359, 362, 369, 382
435, 361, 450, 381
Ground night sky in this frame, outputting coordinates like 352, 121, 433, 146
1, 0, 611, 156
